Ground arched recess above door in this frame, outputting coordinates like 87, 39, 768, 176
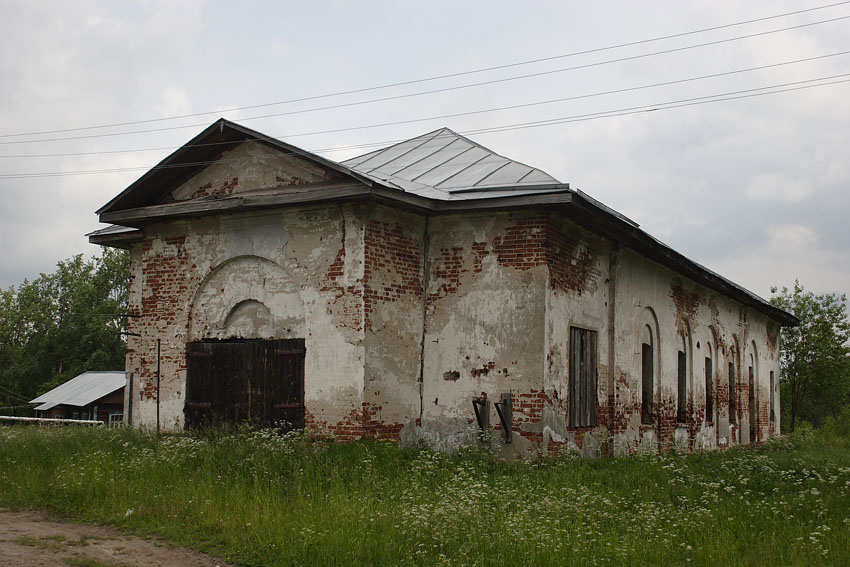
188, 255, 305, 340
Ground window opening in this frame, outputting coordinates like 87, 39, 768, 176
770, 370, 775, 422
705, 356, 714, 423
677, 350, 687, 422
569, 326, 598, 428
749, 362, 756, 443
729, 362, 736, 422
641, 325, 654, 425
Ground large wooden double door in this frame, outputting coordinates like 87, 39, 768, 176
185, 338, 305, 431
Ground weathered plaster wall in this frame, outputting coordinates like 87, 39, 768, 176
166, 142, 339, 203
543, 214, 611, 457
362, 206, 427, 440
609, 247, 780, 455
122, 148, 783, 457
418, 210, 548, 457
125, 204, 367, 433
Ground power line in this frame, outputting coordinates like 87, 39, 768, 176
0, 384, 32, 403
2, 14, 849, 146
460, 76, 850, 135
2, 1, 849, 139
2, 49, 848, 160
1, 73, 847, 180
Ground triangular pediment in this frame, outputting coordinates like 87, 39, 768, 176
96, 119, 365, 215
162, 140, 340, 205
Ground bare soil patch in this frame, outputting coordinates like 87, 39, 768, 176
0, 509, 229, 567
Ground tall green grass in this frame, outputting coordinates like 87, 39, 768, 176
1, 424, 848, 566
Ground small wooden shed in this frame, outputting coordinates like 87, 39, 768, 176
30, 371, 126, 424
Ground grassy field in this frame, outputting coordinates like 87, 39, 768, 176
1, 425, 848, 566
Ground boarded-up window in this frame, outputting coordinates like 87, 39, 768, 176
729, 362, 736, 423
676, 350, 687, 422
705, 356, 713, 423
185, 338, 305, 431
569, 327, 597, 428
641, 342, 653, 425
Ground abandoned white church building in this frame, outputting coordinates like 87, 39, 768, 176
90, 119, 797, 457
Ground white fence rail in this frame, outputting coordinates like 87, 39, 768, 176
0, 415, 105, 426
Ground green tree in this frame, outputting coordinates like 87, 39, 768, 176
770, 281, 850, 432
0, 249, 129, 414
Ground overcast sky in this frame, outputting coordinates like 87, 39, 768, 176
1, 0, 849, 301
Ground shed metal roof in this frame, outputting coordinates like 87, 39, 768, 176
30, 371, 126, 411
341, 128, 567, 200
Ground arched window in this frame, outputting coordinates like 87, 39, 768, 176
729, 337, 738, 424
641, 324, 654, 425
677, 332, 688, 422
705, 343, 714, 424
748, 349, 757, 443
729, 360, 737, 423
770, 370, 776, 423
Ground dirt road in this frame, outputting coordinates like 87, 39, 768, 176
0, 509, 230, 566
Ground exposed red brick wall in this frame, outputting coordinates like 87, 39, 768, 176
766, 323, 779, 356
363, 220, 423, 331
305, 407, 365, 442
321, 242, 363, 333
132, 234, 198, 402
656, 400, 678, 451
427, 211, 602, 305
546, 215, 602, 294
430, 246, 465, 299
179, 177, 239, 201
509, 389, 607, 454
305, 403, 404, 442
670, 281, 700, 325
491, 215, 548, 270
514, 389, 548, 444
716, 378, 730, 445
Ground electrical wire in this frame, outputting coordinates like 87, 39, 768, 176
0, 384, 33, 403
3, 49, 847, 160
460, 76, 850, 135
1, 73, 847, 180
1, 0, 849, 139
0, 50, 850, 159
2, 14, 849, 146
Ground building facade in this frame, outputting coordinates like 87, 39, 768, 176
91, 120, 796, 457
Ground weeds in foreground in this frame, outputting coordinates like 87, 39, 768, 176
1, 425, 849, 566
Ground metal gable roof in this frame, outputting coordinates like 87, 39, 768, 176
341, 128, 566, 200
95, 119, 371, 215
30, 371, 126, 410
90, 120, 797, 327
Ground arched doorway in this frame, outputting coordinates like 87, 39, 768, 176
184, 256, 307, 430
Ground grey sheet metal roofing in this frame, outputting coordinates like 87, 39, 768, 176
90, 119, 798, 326
30, 371, 125, 411
85, 224, 137, 237
342, 127, 568, 200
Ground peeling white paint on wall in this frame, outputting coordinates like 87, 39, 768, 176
100, 121, 789, 458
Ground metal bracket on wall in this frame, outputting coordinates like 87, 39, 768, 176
472, 398, 490, 429
493, 393, 512, 444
